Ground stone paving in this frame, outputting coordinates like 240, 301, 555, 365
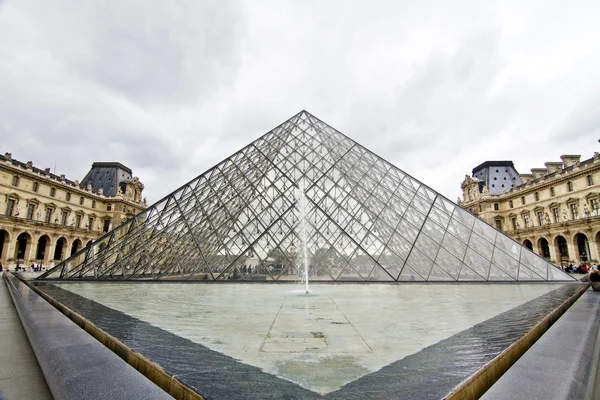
0, 273, 53, 400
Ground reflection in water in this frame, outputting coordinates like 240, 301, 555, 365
40, 282, 580, 397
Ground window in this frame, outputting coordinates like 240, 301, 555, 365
50, 187, 56, 197
75, 214, 82, 228
570, 203, 578, 219
79, 197, 84, 205
588, 175, 594, 186
88, 217, 95, 230
567, 181, 574, 192
32, 182, 39, 192
509, 200, 513, 208
511, 217, 517, 230
550, 187, 555, 197
107, 204, 112, 211
534, 192, 539, 201
495, 220, 502, 230
92, 200, 96, 209
591, 198, 600, 213
61, 211, 68, 226
12, 176, 18, 187
553, 208, 560, 223
45, 208, 53, 223
521, 196, 526, 205
66, 192, 71, 201
26, 204, 35, 220
103, 219, 111, 233
537, 211, 544, 226
494, 203, 499, 211
5, 199, 15, 216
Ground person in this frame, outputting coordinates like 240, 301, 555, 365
565, 263, 573, 273
592, 264, 599, 271
0, 261, 3, 272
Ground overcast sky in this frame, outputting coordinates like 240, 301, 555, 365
1, 0, 599, 204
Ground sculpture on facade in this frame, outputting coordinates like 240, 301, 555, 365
562, 208, 569, 222
584, 204, 591, 218
544, 213, 551, 225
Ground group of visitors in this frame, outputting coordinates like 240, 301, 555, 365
0, 261, 45, 272
563, 263, 598, 274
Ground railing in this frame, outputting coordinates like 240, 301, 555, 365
506, 214, 600, 234
0, 214, 101, 234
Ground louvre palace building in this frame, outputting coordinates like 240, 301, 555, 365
460, 151, 600, 266
0, 152, 146, 270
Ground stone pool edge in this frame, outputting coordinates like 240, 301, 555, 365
15, 273, 202, 400
444, 281, 590, 400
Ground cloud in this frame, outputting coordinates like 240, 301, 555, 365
1, 0, 600, 204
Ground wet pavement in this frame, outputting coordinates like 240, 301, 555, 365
0, 273, 53, 400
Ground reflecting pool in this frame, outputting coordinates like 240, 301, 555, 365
43, 282, 575, 397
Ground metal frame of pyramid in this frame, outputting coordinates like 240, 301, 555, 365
38, 111, 574, 282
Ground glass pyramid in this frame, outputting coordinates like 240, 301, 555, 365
39, 111, 573, 282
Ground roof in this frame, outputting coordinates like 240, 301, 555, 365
80, 163, 133, 196
472, 161, 517, 175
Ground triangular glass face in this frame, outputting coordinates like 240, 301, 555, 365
39, 111, 574, 282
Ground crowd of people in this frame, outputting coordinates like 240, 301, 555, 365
563, 263, 597, 274
0, 261, 45, 273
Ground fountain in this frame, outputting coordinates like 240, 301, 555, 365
298, 187, 309, 295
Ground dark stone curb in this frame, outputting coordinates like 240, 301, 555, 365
482, 286, 600, 400
445, 282, 590, 399
3, 273, 174, 400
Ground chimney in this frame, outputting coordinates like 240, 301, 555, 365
530, 168, 547, 180
544, 162, 563, 174
560, 155, 581, 169
519, 173, 534, 184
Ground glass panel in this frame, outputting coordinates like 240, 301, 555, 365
434, 248, 462, 280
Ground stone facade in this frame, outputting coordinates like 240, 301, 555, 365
460, 152, 600, 266
0, 152, 146, 270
